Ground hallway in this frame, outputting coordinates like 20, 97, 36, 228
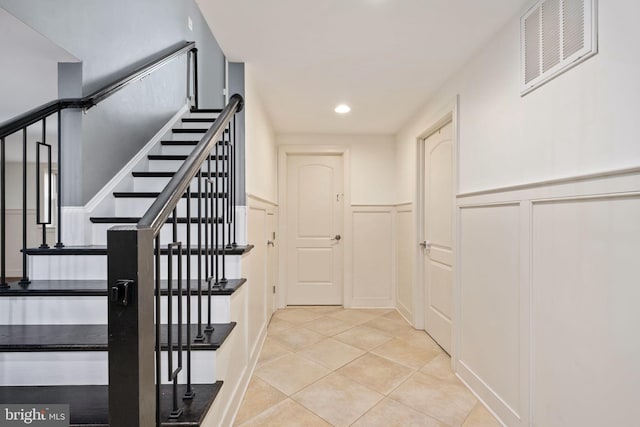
235, 307, 500, 426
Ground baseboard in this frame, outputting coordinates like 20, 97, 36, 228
396, 301, 413, 325
223, 322, 268, 427
456, 360, 517, 427
348, 298, 395, 309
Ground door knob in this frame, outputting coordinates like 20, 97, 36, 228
267, 240, 275, 247
331, 235, 341, 241
420, 240, 431, 250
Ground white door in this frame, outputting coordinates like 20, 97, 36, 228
286, 154, 344, 305
422, 122, 454, 354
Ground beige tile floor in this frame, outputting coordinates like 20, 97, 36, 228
234, 307, 501, 427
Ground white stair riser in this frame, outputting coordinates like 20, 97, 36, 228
148, 160, 225, 172
29, 255, 107, 281
186, 112, 219, 120
92, 223, 235, 246
0, 351, 217, 386
160, 143, 229, 156
132, 176, 228, 193
115, 197, 228, 217
161, 145, 196, 156
92, 224, 243, 247
0, 295, 232, 325
171, 131, 213, 141
161, 294, 231, 325
0, 296, 105, 325
181, 121, 217, 129
29, 255, 241, 281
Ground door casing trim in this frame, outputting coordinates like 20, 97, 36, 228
415, 96, 460, 367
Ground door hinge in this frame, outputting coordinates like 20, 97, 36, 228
273, 286, 276, 294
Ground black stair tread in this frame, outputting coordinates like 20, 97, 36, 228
182, 117, 216, 123
190, 108, 223, 113
132, 171, 227, 178
161, 140, 229, 146
172, 128, 228, 134
90, 217, 223, 224
0, 322, 236, 352
0, 383, 222, 426
23, 246, 108, 255
112, 191, 227, 198
148, 154, 227, 161
24, 245, 254, 256
0, 280, 107, 296
0, 279, 247, 297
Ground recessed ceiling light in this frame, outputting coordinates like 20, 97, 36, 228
334, 104, 351, 114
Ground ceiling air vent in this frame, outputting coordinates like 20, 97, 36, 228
521, 0, 597, 95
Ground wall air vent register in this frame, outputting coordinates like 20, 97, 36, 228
521, 0, 597, 95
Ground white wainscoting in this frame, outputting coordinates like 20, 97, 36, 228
347, 205, 395, 308
395, 203, 414, 320
215, 195, 278, 426
455, 167, 640, 427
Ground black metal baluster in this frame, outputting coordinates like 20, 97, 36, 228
36, 120, 52, 249
167, 237, 184, 419
220, 136, 227, 285
20, 128, 29, 285
36, 123, 45, 248
0, 137, 7, 288
214, 143, 219, 288
55, 111, 63, 248
184, 187, 194, 399
204, 156, 213, 333
226, 121, 232, 249
232, 115, 237, 246
155, 234, 161, 427
195, 166, 204, 342
192, 49, 199, 110
209, 156, 214, 292
46, 142, 52, 244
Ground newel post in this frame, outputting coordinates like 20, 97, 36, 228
107, 225, 156, 426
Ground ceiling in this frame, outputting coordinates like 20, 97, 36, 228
196, 0, 531, 134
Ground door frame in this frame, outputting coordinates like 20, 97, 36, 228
415, 96, 460, 363
277, 145, 351, 309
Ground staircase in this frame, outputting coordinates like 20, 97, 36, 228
0, 43, 253, 426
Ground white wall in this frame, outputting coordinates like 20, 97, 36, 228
245, 65, 278, 204
278, 134, 395, 205
395, 2, 640, 426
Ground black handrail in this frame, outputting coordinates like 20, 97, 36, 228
138, 93, 244, 235
0, 40, 199, 285
0, 41, 197, 139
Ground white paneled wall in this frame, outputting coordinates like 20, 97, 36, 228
209, 195, 278, 427
455, 168, 640, 427
458, 204, 522, 423
531, 195, 640, 427
348, 206, 395, 308
395, 204, 414, 320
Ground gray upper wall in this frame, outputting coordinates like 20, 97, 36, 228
0, 0, 226, 204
